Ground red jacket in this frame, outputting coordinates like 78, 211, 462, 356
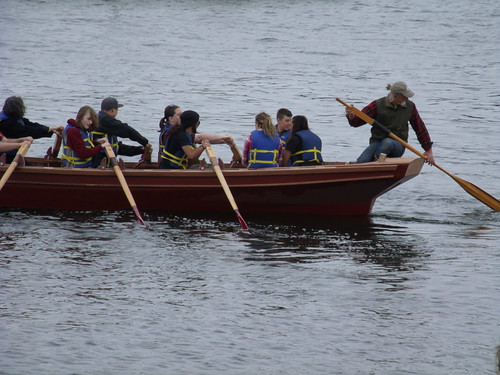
65, 119, 103, 158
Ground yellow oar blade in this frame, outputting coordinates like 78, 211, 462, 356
451, 174, 500, 211
336, 97, 500, 211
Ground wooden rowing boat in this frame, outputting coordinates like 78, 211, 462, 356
0, 155, 424, 217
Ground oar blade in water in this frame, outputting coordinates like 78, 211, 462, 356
453, 175, 500, 211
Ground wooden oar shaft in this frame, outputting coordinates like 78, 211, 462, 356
336, 97, 427, 159
205, 145, 249, 230
230, 144, 243, 162
51, 134, 62, 159
213, 165, 239, 211
105, 145, 147, 226
336, 97, 500, 211
111, 164, 138, 207
0, 143, 30, 192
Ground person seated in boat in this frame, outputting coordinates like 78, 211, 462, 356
0, 96, 63, 163
158, 104, 237, 163
0, 132, 33, 153
276, 108, 293, 166
61, 105, 110, 168
281, 115, 323, 167
158, 105, 182, 162
242, 112, 282, 169
345, 81, 435, 164
276, 108, 293, 147
91, 97, 152, 167
159, 110, 210, 169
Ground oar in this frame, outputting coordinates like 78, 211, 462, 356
45, 134, 62, 162
104, 144, 148, 226
336, 97, 500, 211
0, 143, 30, 192
51, 134, 62, 159
230, 143, 242, 162
205, 145, 249, 230
229, 143, 244, 168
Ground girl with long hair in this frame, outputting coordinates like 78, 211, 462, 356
242, 112, 282, 168
61, 106, 109, 168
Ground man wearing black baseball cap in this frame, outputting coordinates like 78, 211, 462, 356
100, 97, 124, 111
92, 97, 152, 167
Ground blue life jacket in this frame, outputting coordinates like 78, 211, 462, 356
248, 130, 280, 168
158, 124, 171, 156
61, 124, 95, 168
279, 129, 291, 147
290, 130, 323, 166
160, 131, 193, 169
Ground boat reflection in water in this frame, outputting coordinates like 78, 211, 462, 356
239, 213, 428, 279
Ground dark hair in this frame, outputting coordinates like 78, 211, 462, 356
76, 105, 99, 132
165, 110, 199, 139
159, 104, 180, 131
164, 124, 180, 139
290, 115, 309, 138
276, 108, 292, 121
2, 96, 26, 119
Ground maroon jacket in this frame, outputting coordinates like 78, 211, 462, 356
64, 119, 103, 158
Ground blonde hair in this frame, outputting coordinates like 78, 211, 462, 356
255, 112, 276, 138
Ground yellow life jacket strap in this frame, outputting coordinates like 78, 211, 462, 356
291, 147, 322, 165
249, 149, 279, 164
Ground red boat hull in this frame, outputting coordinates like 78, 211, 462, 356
0, 158, 424, 216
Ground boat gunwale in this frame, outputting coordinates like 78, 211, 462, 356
3, 157, 421, 179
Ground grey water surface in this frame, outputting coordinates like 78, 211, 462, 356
1, 0, 499, 374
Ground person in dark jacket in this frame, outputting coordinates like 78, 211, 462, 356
92, 97, 152, 167
281, 115, 323, 167
0, 96, 63, 162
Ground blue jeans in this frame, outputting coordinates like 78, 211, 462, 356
356, 138, 405, 163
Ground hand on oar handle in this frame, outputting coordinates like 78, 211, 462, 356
49, 126, 64, 137
423, 148, 435, 165
21, 137, 34, 146
345, 106, 356, 120
97, 138, 110, 148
